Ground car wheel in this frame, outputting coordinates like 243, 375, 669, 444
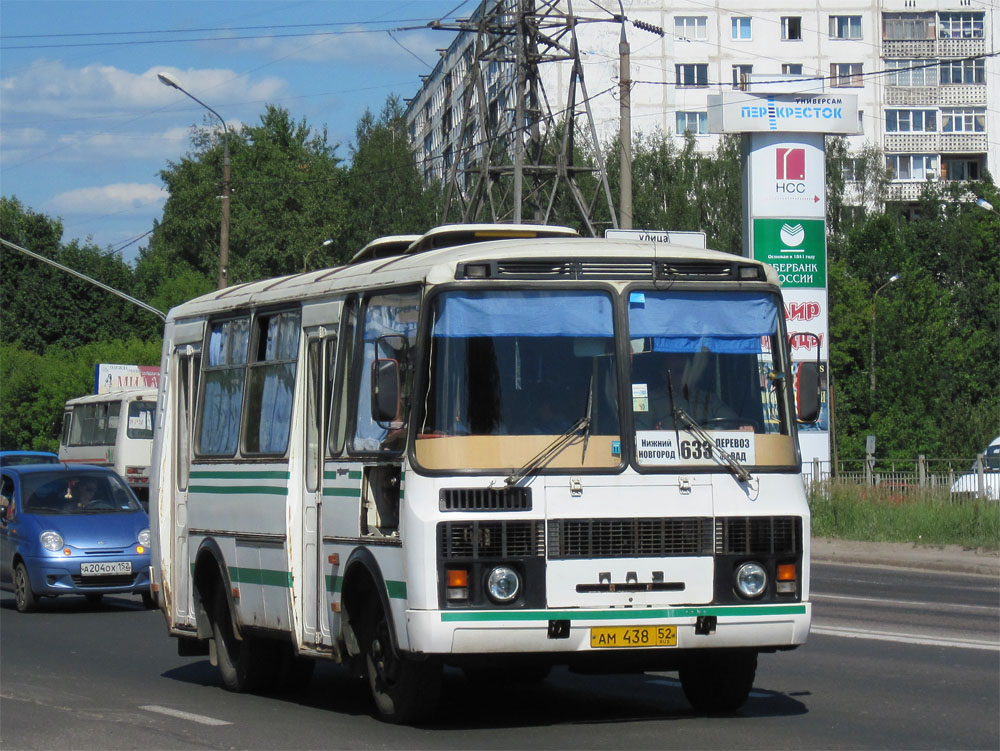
13, 562, 37, 613
679, 649, 757, 713
210, 584, 278, 693
364, 597, 441, 724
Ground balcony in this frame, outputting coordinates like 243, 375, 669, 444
885, 85, 987, 107
882, 37, 985, 59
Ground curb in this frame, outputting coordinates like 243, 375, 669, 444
811, 537, 1000, 577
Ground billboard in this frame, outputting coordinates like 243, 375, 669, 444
94, 364, 161, 394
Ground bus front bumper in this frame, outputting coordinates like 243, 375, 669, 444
406, 602, 811, 656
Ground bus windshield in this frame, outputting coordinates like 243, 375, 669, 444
628, 290, 796, 469
415, 289, 621, 472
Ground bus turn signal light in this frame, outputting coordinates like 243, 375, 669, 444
446, 569, 469, 601
776, 563, 797, 594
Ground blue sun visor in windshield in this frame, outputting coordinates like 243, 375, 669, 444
629, 291, 778, 354
433, 290, 614, 338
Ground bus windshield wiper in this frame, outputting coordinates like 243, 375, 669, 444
505, 416, 590, 486
672, 406, 753, 484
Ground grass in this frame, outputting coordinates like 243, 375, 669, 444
808, 484, 1000, 551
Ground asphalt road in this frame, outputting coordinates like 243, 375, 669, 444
1, 559, 997, 750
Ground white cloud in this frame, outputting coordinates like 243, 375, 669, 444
232, 26, 440, 70
1, 59, 286, 119
46, 183, 168, 215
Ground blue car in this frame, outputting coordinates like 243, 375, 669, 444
0, 451, 60, 466
0, 464, 153, 612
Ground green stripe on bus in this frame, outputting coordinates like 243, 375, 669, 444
325, 575, 406, 599
191, 470, 290, 480
189, 485, 288, 496
229, 566, 292, 588
324, 487, 361, 497
440, 604, 807, 623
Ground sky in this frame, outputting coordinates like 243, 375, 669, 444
0, 0, 474, 262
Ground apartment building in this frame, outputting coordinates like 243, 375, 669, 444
405, 0, 997, 206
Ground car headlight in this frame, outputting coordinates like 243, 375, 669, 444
486, 566, 521, 604
40, 530, 64, 552
735, 561, 767, 599
138, 528, 152, 547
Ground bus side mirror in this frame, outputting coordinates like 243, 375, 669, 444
796, 362, 821, 423
372, 359, 401, 427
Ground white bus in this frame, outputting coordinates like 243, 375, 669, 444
150, 225, 819, 723
59, 388, 158, 505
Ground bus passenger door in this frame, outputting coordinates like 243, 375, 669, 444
171, 345, 200, 621
303, 323, 337, 647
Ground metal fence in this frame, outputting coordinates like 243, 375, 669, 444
801, 454, 998, 500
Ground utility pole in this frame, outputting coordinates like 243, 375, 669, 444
617, 1, 632, 229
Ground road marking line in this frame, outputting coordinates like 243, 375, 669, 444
811, 625, 999, 651
140, 705, 232, 726
813, 592, 998, 614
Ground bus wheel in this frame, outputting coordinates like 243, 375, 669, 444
364, 598, 441, 724
678, 649, 757, 713
14, 562, 37, 613
211, 587, 278, 692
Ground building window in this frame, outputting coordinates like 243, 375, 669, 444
941, 157, 982, 181
781, 17, 802, 40
883, 13, 935, 40
675, 16, 708, 41
830, 63, 863, 87
732, 17, 752, 40
840, 157, 862, 182
829, 15, 862, 40
939, 58, 985, 85
782, 63, 803, 75
938, 12, 984, 39
886, 59, 939, 87
886, 154, 938, 181
676, 63, 709, 88
886, 109, 937, 133
676, 111, 708, 135
732, 64, 753, 89
941, 108, 986, 133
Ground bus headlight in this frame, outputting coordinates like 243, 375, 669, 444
735, 561, 767, 599
486, 566, 521, 604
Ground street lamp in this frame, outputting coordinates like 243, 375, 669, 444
869, 273, 900, 403
158, 72, 231, 289
975, 197, 996, 214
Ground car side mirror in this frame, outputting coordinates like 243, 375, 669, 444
372, 359, 402, 427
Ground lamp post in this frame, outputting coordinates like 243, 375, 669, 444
158, 72, 231, 289
975, 197, 997, 214
869, 273, 900, 403
617, 1, 632, 230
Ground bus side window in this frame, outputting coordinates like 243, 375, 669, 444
330, 298, 358, 456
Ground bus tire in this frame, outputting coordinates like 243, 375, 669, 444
678, 649, 757, 713
14, 562, 38, 613
364, 598, 441, 724
211, 587, 278, 693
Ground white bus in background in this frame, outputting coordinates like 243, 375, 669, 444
150, 224, 820, 723
59, 388, 158, 506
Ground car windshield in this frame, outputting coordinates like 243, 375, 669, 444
415, 289, 620, 472
0, 454, 59, 466
19, 471, 143, 515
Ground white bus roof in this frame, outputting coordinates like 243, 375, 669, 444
165, 227, 776, 321
64, 388, 158, 406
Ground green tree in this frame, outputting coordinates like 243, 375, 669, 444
342, 96, 439, 255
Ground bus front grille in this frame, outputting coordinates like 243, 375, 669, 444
439, 486, 532, 511
438, 521, 545, 559
715, 516, 802, 555
547, 518, 713, 559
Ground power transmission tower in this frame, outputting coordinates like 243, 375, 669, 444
432, 0, 618, 235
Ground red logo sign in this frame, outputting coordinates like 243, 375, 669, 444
776, 147, 805, 181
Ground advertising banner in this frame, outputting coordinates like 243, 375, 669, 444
708, 91, 860, 134
94, 364, 161, 394
752, 218, 826, 288
747, 134, 825, 218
